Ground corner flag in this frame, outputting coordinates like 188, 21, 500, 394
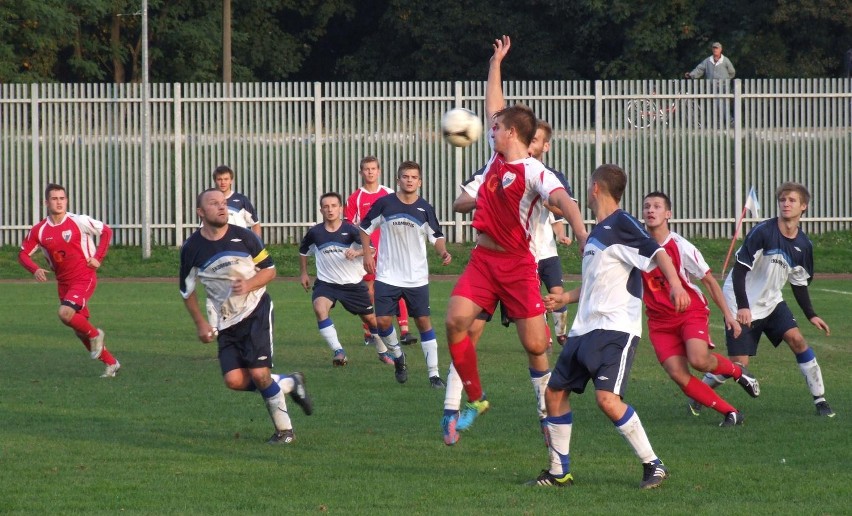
744, 186, 761, 218
721, 186, 762, 277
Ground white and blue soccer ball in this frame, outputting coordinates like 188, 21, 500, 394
441, 108, 483, 148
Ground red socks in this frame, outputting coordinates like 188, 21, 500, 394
682, 376, 735, 415
448, 335, 483, 401
398, 300, 409, 334
710, 353, 741, 380
67, 313, 97, 338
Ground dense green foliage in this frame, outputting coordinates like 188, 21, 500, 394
1, 0, 850, 83
1, 280, 849, 512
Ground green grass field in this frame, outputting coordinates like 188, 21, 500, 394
1, 279, 849, 514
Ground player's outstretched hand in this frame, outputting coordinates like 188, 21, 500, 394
441, 251, 452, 266
491, 35, 511, 63
810, 316, 831, 336
33, 268, 50, 282
87, 257, 102, 270
300, 273, 311, 292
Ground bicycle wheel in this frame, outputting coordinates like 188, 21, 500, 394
681, 99, 703, 128
626, 99, 657, 129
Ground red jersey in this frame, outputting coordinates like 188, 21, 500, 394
641, 232, 710, 319
345, 185, 394, 248
462, 152, 565, 257
18, 213, 112, 283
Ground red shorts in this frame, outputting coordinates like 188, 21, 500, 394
58, 276, 97, 319
451, 246, 545, 320
647, 310, 714, 364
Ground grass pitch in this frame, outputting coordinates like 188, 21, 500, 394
1, 280, 849, 514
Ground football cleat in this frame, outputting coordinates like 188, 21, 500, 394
640, 461, 669, 489
399, 332, 418, 346
815, 400, 836, 417
720, 411, 744, 427
526, 470, 574, 487
101, 361, 120, 378
734, 362, 760, 397
267, 429, 295, 444
378, 352, 395, 365
687, 398, 703, 416
457, 397, 490, 431
288, 372, 313, 416
89, 329, 105, 359
429, 376, 446, 389
393, 352, 408, 383
332, 349, 348, 367
442, 411, 460, 446
363, 336, 374, 346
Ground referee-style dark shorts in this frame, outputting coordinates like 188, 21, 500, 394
374, 281, 430, 318
537, 256, 564, 291
725, 301, 798, 356
312, 279, 374, 316
549, 329, 639, 396
217, 293, 274, 373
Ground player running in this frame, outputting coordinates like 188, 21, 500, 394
527, 164, 690, 489
360, 161, 452, 388
299, 192, 395, 366
18, 183, 121, 377
641, 191, 759, 427
695, 182, 835, 417
346, 156, 418, 346
180, 188, 312, 444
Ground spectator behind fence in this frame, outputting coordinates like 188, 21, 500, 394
685, 42, 736, 81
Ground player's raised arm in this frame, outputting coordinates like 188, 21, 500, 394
486, 35, 511, 121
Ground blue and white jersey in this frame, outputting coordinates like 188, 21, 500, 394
360, 194, 444, 288
179, 225, 274, 330
299, 221, 367, 285
226, 191, 259, 228
722, 217, 813, 320
570, 209, 663, 338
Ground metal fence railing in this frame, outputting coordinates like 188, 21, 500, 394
1, 79, 849, 247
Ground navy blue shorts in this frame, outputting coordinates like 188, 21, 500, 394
537, 256, 564, 291
725, 301, 798, 356
549, 329, 638, 396
374, 281, 430, 318
217, 293, 274, 373
312, 279, 373, 316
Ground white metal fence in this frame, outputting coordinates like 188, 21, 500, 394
1, 79, 850, 247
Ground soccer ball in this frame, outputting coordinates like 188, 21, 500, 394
441, 108, 483, 148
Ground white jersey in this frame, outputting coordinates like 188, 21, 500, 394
298, 221, 366, 285
570, 210, 663, 338
360, 194, 444, 288
531, 207, 559, 260
722, 218, 814, 320
179, 225, 273, 331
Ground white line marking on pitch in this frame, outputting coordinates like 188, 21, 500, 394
814, 289, 852, 295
